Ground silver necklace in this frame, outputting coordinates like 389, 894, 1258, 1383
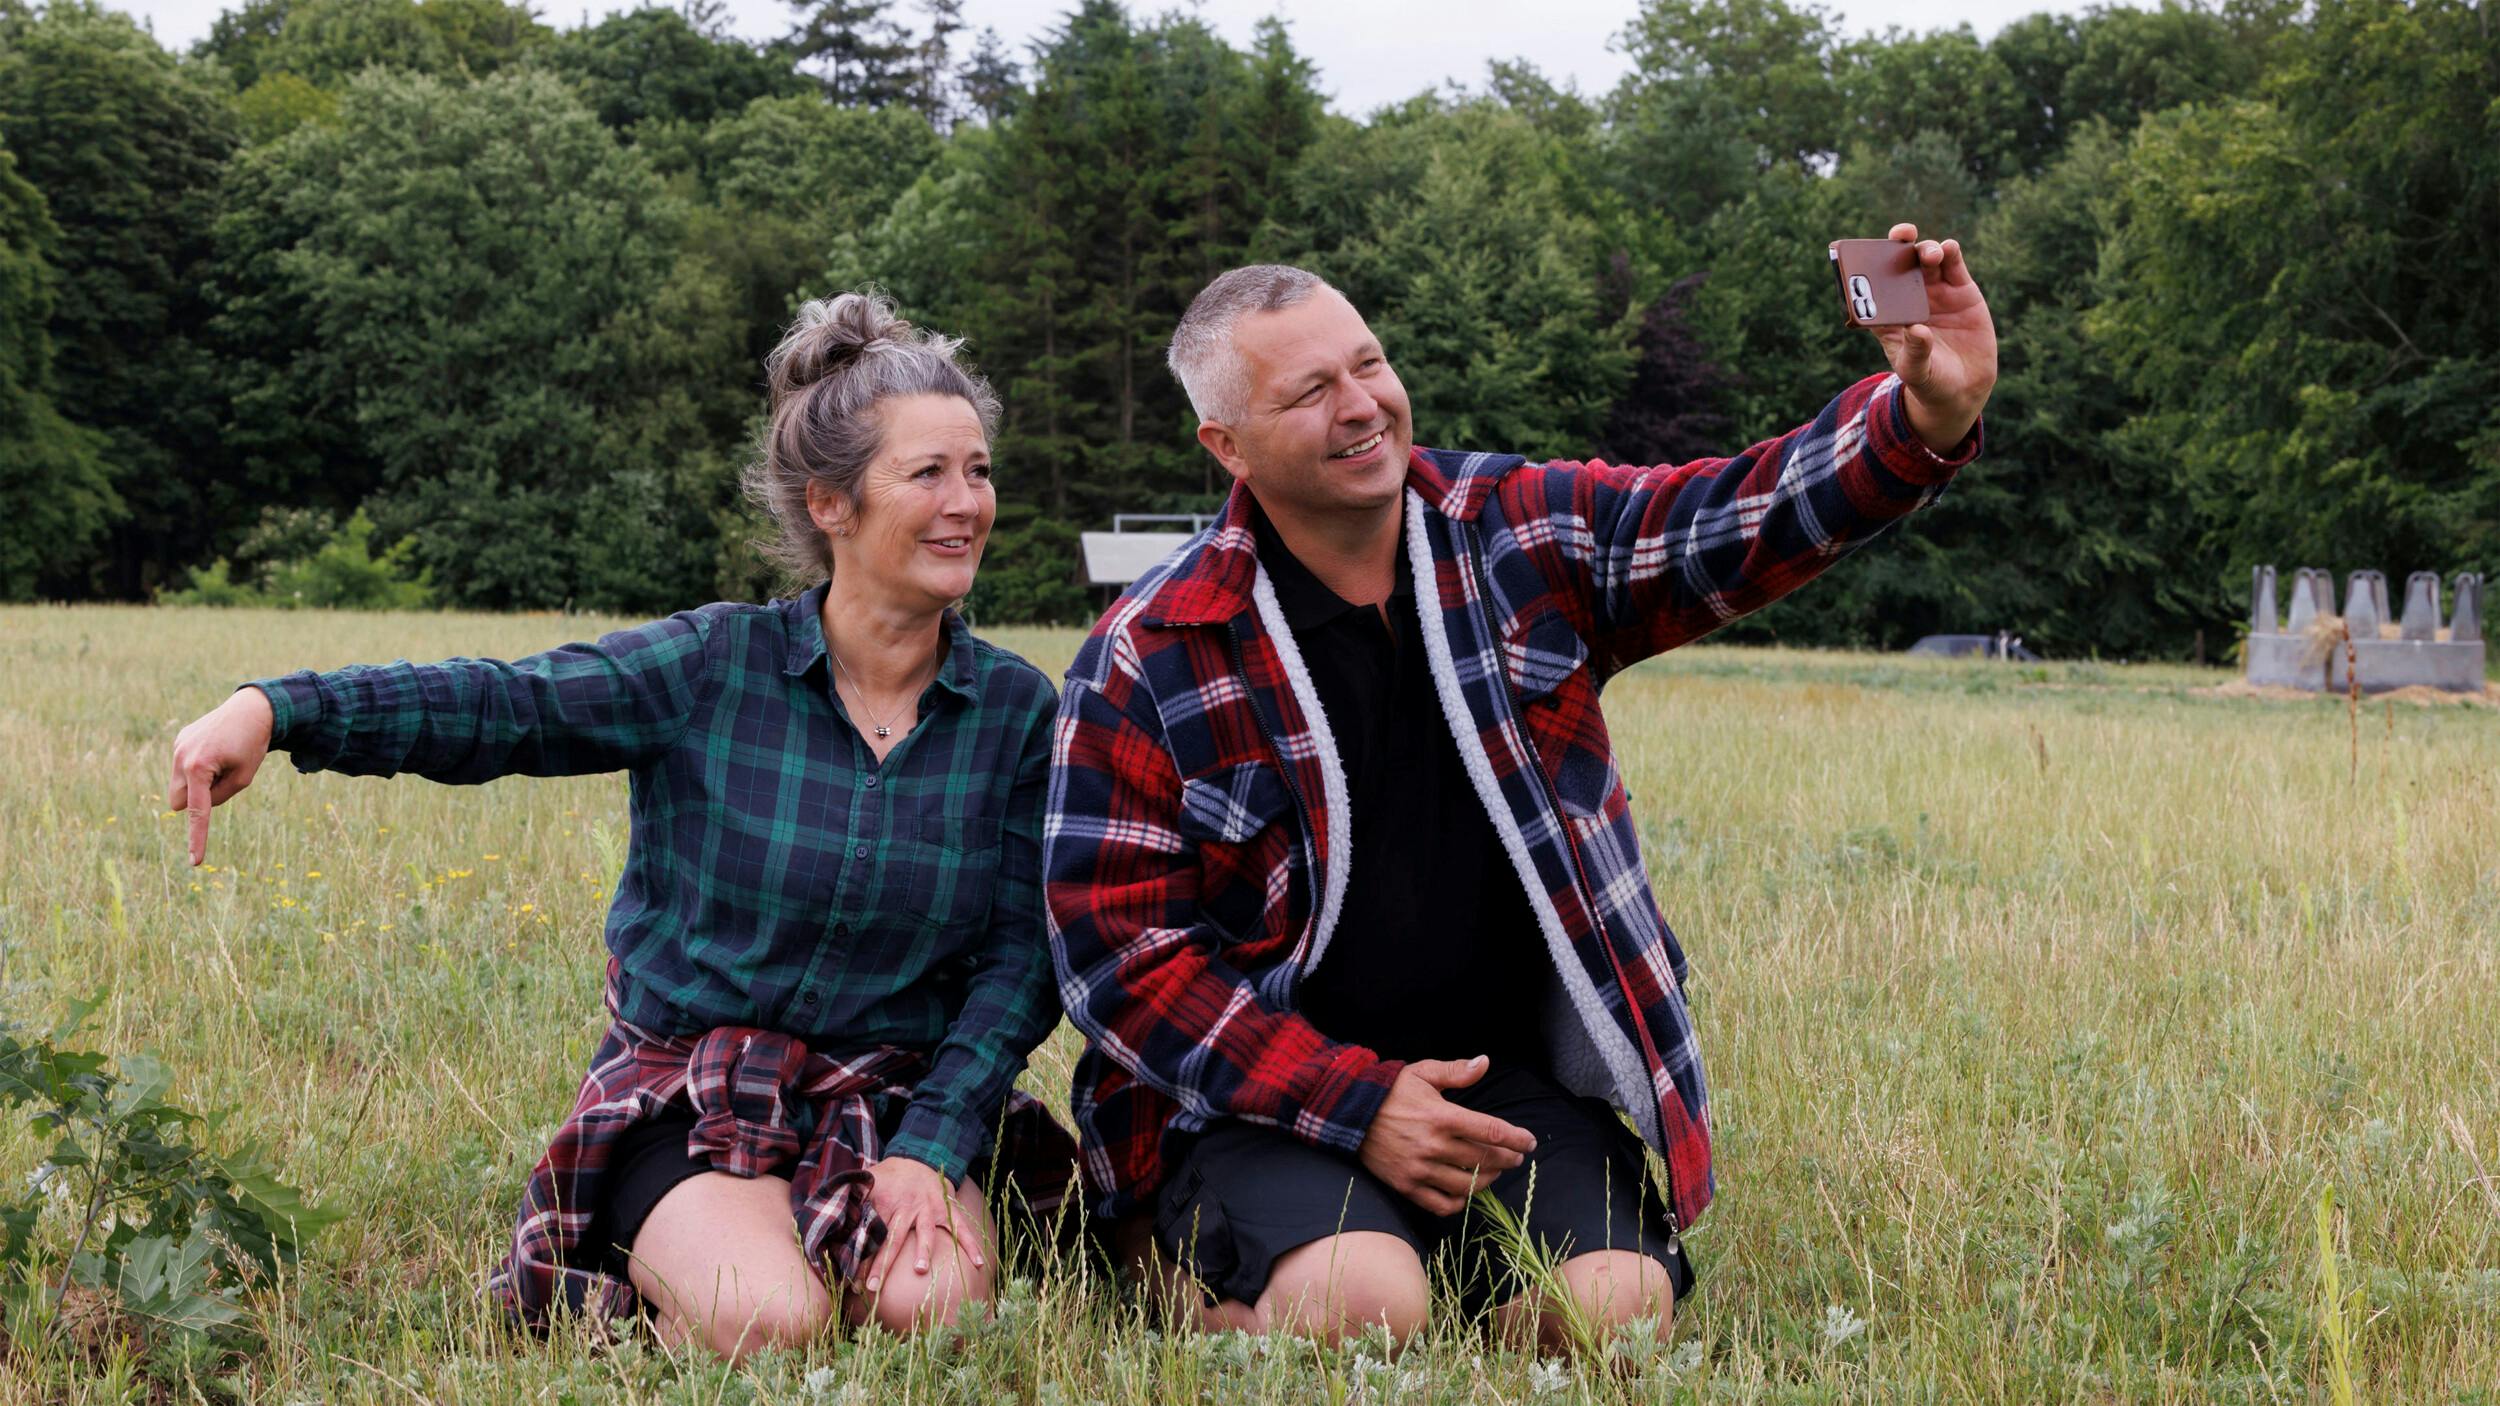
827, 643, 912, 741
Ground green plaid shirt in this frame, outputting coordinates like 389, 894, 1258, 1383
251, 586, 1061, 1180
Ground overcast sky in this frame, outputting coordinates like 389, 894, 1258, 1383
115, 0, 2101, 116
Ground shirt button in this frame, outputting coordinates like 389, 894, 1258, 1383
802, 989, 818, 1005
834, 923, 850, 938
865, 776, 878, 789
853, 844, 870, 859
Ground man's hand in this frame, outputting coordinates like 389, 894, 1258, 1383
858, 1155, 981, 1296
1875, 222, 1996, 455
1357, 1056, 1538, 1217
165, 686, 276, 866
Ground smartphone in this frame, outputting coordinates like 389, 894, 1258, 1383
1828, 239, 1929, 328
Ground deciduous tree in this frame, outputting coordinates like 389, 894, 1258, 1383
0, 2, 237, 596
0, 145, 115, 599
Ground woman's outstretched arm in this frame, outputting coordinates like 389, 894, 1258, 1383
165, 608, 726, 865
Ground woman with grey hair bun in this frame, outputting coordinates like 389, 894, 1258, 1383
161, 290, 1075, 1360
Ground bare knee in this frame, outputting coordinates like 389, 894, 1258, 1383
697, 1278, 836, 1362
1256, 1232, 1430, 1348
868, 1248, 993, 1335
628, 1171, 837, 1363
1504, 1249, 1676, 1356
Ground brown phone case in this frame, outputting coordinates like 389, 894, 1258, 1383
1828, 239, 1929, 328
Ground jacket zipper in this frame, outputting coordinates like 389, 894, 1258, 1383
1459, 537, 1683, 1247
1226, 618, 1324, 988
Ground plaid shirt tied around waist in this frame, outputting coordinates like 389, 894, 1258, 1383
488, 970, 1079, 1328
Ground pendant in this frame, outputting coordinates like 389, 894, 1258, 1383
875, 726, 892, 739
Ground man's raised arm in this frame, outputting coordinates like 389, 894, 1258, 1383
1517, 226, 1995, 675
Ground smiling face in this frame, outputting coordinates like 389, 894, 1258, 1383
809, 393, 995, 611
1195, 286, 1413, 530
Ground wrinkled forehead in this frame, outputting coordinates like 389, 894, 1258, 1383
1233, 289, 1381, 395
873, 392, 991, 457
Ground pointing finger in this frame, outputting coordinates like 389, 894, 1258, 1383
186, 768, 212, 867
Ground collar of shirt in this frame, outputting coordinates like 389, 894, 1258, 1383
1249, 506, 1413, 633
780, 583, 982, 705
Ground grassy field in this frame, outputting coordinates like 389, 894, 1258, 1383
2, 603, 2495, 1404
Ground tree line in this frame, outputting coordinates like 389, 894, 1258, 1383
1, 0, 2492, 656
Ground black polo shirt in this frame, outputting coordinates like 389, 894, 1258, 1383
1253, 509, 1547, 1070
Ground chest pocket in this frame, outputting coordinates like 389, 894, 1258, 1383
1175, 760, 1297, 946
906, 805, 1001, 934
1498, 605, 1615, 820
1177, 761, 1294, 845
1501, 603, 1591, 702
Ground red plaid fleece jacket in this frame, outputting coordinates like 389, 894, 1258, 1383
1043, 371, 1978, 1230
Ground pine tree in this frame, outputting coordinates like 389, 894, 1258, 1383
957, 25, 1018, 125
784, 0, 911, 107
906, 0, 963, 129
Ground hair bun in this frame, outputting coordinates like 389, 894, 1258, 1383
770, 290, 914, 397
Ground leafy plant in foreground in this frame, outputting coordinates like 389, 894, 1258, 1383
0, 991, 341, 1358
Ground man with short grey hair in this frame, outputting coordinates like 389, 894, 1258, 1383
1164, 264, 1331, 424
1046, 231, 1995, 1350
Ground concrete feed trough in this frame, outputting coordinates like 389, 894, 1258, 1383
2244, 566, 2485, 693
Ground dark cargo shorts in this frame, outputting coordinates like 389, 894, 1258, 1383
1151, 1063, 1694, 1313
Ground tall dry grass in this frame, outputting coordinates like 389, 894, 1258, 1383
1, 604, 2493, 1402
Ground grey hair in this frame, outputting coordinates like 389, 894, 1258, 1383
1166, 264, 1333, 424
744, 289, 1001, 587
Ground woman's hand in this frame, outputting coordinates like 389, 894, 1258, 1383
858, 1155, 980, 1296
166, 687, 275, 866
1875, 222, 1997, 455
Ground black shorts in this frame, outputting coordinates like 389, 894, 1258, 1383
587, 1096, 992, 1277
1150, 1063, 1694, 1314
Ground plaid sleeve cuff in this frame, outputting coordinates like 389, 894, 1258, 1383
886, 1101, 981, 1184
1869, 378, 1983, 486
1295, 1053, 1405, 1156
245, 673, 327, 754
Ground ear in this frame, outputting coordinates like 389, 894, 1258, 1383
1196, 419, 1254, 487
805, 479, 855, 539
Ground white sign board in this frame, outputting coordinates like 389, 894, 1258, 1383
1079, 532, 1194, 586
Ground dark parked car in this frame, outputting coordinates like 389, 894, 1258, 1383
1907, 633, 2041, 662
